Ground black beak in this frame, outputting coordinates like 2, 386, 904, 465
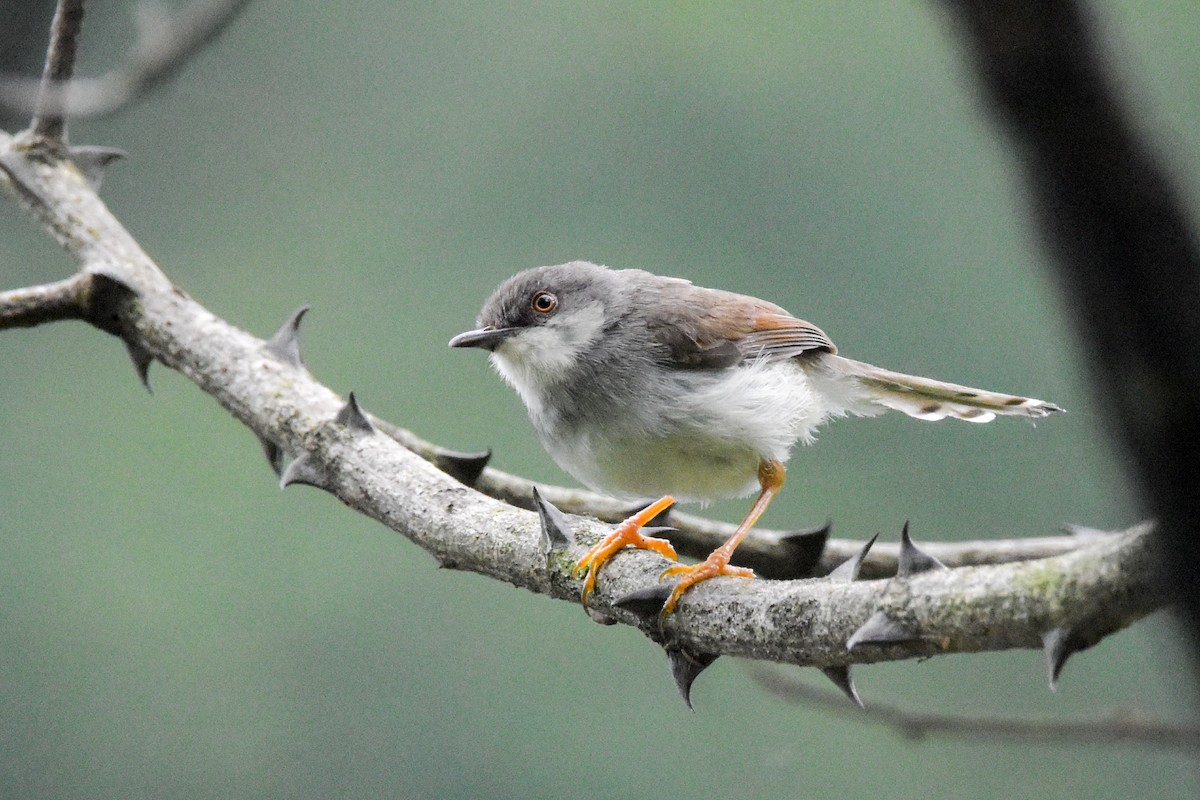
448, 326, 517, 351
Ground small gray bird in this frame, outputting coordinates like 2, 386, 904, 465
450, 261, 1062, 613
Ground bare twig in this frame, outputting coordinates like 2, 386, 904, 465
0, 274, 88, 328
1, 0, 254, 121
30, 0, 85, 140
749, 664, 1200, 754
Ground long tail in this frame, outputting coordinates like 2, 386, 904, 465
826, 355, 1064, 423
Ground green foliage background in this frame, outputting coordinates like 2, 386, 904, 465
2, 2, 1198, 797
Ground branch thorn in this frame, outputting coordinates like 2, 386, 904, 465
434, 447, 492, 486
738, 522, 830, 579
897, 521, 946, 577
847, 610, 919, 652
613, 583, 673, 618
264, 305, 309, 368
533, 487, 574, 556
335, 391, 376, 434
1042, 626, 1090, 692
819, 665, 864, 708
828, 533, 879, 582
279, 453, 327, 490
68, 144, 126, 191
666, 647, 719, 710
121, 335, 154, 391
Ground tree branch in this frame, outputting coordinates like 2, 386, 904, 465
749, 665, 1200, 753
0, 274, 88, 328
943, 0, 1200, 644
0, 130, 1166, 672
1, 0, 254, 122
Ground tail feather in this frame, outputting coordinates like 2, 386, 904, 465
827, 356, 1064, 423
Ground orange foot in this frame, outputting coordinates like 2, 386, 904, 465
574, 496, 677, 606
660, 554, 755, 615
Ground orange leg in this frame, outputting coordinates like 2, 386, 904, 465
659, 459, 785, 615
573, 495, 678, 606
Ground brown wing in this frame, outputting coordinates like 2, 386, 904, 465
738, 312, 838, 360
643, 279, 836, 369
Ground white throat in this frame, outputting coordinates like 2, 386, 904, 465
489, 302, 606, 416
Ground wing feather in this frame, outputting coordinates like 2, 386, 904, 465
640, 280, 836, 369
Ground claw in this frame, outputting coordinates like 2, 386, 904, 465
660, 556, 755, 615
573, 496, 676, 606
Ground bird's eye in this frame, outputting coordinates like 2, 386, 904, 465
531, 291, 558, 314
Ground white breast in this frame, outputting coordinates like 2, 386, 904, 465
542, 359, 840, 503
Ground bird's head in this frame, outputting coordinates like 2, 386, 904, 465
449, 261, 621, 406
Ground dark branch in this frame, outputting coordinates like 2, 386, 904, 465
944, 0, 1200, 645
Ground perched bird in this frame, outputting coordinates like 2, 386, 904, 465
450, 261, 1062, 614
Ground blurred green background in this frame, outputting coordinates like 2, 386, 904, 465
3, 1, 1198, 798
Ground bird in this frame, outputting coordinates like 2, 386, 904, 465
449, 261, 1062, 615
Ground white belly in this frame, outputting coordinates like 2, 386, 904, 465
539, 359, 836, 503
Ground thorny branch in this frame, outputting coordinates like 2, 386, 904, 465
0, 130, 1168, 682
0, 0, 1189, 741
